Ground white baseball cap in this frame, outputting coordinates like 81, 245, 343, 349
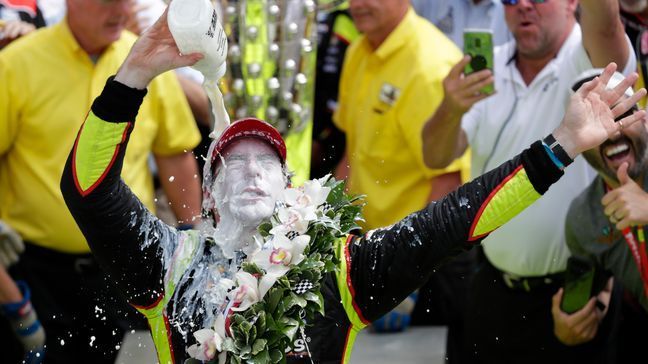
571, 68, 634, 97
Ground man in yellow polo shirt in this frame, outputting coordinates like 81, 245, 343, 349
333, 0, 471, 360
0, 0, 201, 362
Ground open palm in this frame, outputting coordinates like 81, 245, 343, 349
554, 63, 647, 158
116, 7, 203, 89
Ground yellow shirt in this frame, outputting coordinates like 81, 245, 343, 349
334, 8, 470, 230
0, 20, 200, 253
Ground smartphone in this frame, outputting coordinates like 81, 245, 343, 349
560, 256, 596, 314
463, 29, 494, 95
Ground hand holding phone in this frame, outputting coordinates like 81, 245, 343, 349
463, 29, 494, 95
560, 256, 607, 314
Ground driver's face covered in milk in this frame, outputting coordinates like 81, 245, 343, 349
213, 138, 286, 226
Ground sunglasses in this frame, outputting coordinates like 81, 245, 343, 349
501, 0, 548, 5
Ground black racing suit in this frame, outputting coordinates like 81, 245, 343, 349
61, 78, 564, 363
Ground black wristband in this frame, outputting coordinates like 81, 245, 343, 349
542, 134, 573, 168
91, 75, 148, 124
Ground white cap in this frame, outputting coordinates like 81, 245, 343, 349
571, 68, 634, 97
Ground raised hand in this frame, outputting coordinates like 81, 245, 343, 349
602, 162, 648, 230
553, 63, 647, 159
115, 6, 203, 89
440, 56, 494, 116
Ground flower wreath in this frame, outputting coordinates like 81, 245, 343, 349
187, 175, 363, 363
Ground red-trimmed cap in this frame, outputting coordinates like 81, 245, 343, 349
211, 118, 287, 164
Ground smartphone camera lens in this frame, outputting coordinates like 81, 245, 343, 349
471, 55, 487, 71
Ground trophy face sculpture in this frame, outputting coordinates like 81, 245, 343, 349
218, 0, 319, 136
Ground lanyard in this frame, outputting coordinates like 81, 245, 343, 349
605, 182, 648, 297
621, 226, 648, 297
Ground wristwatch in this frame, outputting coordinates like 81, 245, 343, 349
542, 134, 573, 169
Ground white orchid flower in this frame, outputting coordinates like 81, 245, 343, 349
250, 234, 310, 299
270, 206, 312, 236
303, 178, 331, 206
229, 271, 262, 312
317, 173, 332, 186
252, 234, 310, 271
187, 328, 218, 361
284, 179, 331, 209
187, 314, 228, 362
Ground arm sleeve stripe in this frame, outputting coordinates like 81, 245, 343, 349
72, 111, 131, 196
335, 236, 370, 328
333, 14, 360, 45
132, 296, 175, 364
131, 294, 164, 312
344, 235, 369, 325
131, 232, 200, 364
340, 325, 363, 364
144, 313, 176, 364
163, 314, 176, 364
468, 165, 541, 241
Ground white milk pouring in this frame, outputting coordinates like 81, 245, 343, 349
168, 0, 231, 135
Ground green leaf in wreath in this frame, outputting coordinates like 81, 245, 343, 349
285, 292, 307, 309
264, 330, 283, 346
232, 329, 248, 348
258, 221, 273, 236
316, 290, 326, 316
248, 349, 271, 364
267, 287, 285, 314
278, 317, 299, 340
251, 338, 268, 355
326, 181, 346, 208
324, 259, 337, 273
242, 262, 263, 276
302, 291, 321, 305
275, 299, 286, 317
269, 349, 284, 363
264, 312, 277, 331
239, 344, 252, 357
241, 319, 253, 332
222, 337, 237, 352
249, 324, 257, 343
255, 311, 266, 334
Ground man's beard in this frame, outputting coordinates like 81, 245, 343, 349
583, 132, 648, 183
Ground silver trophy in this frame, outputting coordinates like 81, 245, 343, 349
218, 0, 319, 135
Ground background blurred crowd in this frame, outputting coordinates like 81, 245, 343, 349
0, 0, 647, 363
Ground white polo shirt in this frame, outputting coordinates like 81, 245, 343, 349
462, 24, 636, 276
411, 0, 511, 47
